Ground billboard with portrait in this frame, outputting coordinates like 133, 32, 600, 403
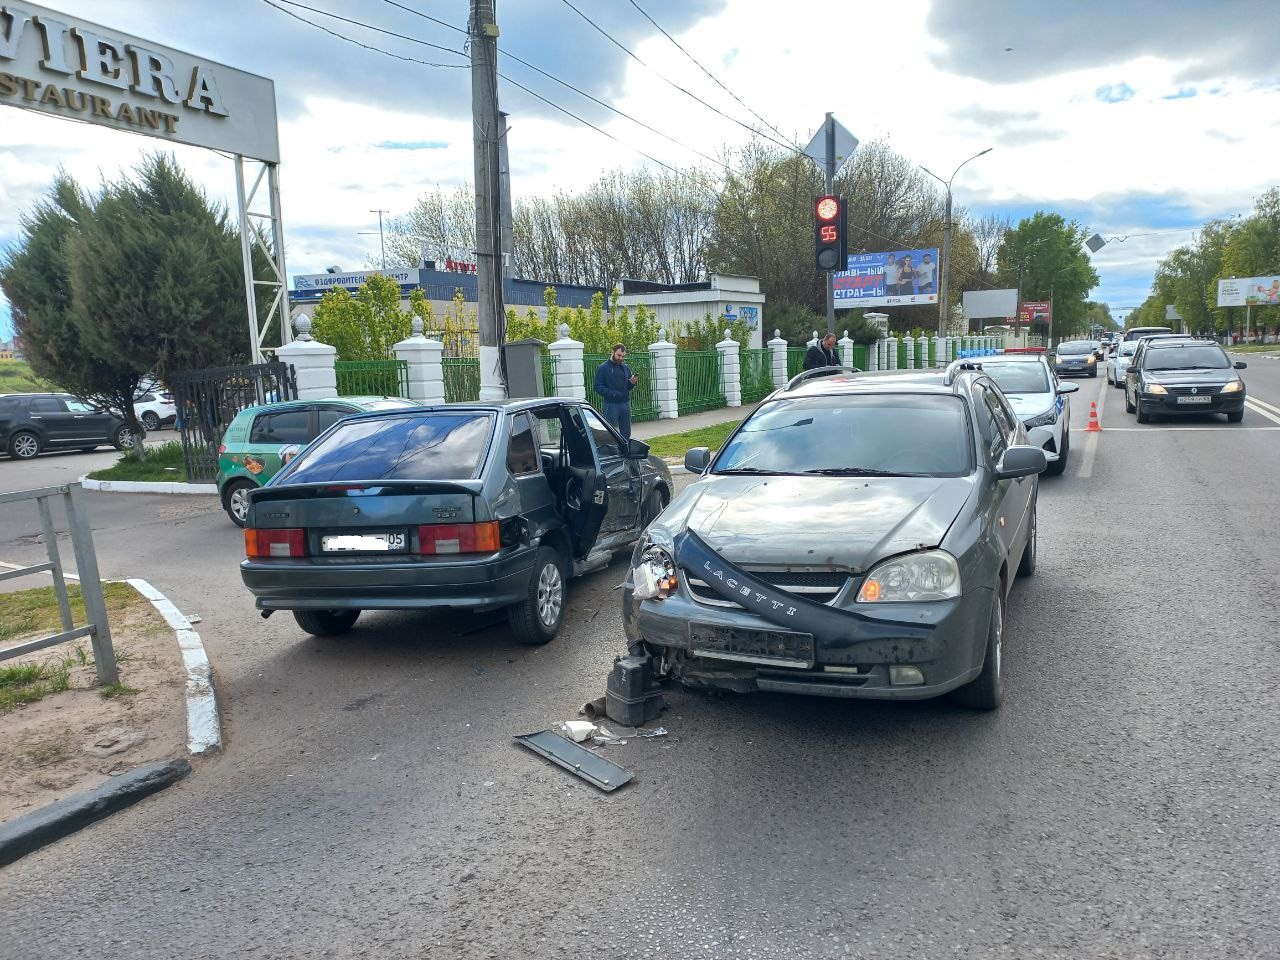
833, 249, 940, 308
1217, 276, 1280, 307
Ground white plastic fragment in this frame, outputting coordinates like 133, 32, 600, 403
560, 720, 597, 743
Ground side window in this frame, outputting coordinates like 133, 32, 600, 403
65, 399, 96, 413
249, 409, 310, 445
581, 408, 621, 460
506, 414, 540, 476
989, 386, 1018, 437
314, 406, 354, 436
29, 397, 66, 413
978, 387, 1010, 461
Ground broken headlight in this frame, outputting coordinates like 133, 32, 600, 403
631, 545, 679, 601
856, 549, 961, 602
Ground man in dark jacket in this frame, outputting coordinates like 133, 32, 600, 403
803, 333, 841, 370
593, 343, 638, 441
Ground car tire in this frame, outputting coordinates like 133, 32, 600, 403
640, 490, 664, 531
1045, 430, 1069, 476
293, 609, 360, 637
1227, 409, 1244, 424
1124, 389, 1136, 414
1090, 368, 1098, 378
1016, 502, 1037, 577
508, 545, 567, 646
223, 479, 257, 528
1135, 400, 1151, 424
950, 593, 1004, 711
141, 411, 161, 431
8, 430, 41, 460
112, 425, 138, 450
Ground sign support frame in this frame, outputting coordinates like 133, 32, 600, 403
234, 155, 291, 364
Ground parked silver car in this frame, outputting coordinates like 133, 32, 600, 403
1107, 340, 1137, 388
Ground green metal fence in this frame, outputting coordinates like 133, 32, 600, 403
334, 359, 409, 398
852, 344, 869, 370
741, 348, 774, 402
786, 346, 807, 379
541, 354, 559, 397
675, 351, 726, 415
584, 353, 659, 422
442, 357, 480, 403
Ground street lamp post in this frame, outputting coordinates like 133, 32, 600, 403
922, 147, 992, 336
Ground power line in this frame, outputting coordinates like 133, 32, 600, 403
269, 0, 468, 61
381, 0, 730, 171
625, 0, 802, 153
557, 0, 804, 156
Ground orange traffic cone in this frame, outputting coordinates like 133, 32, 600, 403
1086, 401, 1102, 432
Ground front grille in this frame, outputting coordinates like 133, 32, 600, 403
687, 567, 850, 609
1168, 385, 1218, 396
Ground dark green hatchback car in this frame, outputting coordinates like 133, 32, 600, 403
216, 397, 419, 526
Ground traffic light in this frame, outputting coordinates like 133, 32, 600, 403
814, 194, 847, 271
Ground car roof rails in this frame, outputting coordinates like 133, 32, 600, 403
783, 366, 862, 391
943, 360, 984, 386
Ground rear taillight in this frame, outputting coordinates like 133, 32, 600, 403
245, 528, 307, 558
416, 521, 501, 555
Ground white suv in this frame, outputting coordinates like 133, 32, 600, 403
133, 390, 177, 431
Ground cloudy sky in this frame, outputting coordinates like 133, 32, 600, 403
3, 0, 1278, 339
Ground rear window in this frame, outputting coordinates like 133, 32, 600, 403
278, 413, 494, 483
1124, 327, 1172, 341
714, 394, 973, 478
980, 361, 1050, 394
250, 409, 310, 445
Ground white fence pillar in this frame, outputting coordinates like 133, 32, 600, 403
838, 330, 855, 368
716, 331, 742, 407
393, 318, 445, 403
648, 330, 679, 419
549, 323, 586, 400
868, 338, 881, 372
768, 329, 789, 388
886, 336, 898, 370
903, 335, 915, 369
275, 316, 337, 400
808, 330, 820, 348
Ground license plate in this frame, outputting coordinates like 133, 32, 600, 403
689, 624, 815, 667
1176, 395, 1212, 404
321, 532, 407, 553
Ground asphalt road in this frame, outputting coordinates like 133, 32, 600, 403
3, 367, 1280, 959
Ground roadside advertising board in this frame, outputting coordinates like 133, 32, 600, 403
834, 249, 940, 308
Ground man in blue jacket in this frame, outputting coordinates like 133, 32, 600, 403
593, 343, 638, 441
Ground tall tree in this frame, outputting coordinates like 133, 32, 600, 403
996, 212, 1099, 339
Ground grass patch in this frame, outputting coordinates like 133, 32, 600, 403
645, 419, 743, 459
85, 440, 188, 483
0, 581, 147, 644
1230, 344, 1280, 353
0, 662, 71, 712
99, 682, 141, 699
0, 358, 53, 393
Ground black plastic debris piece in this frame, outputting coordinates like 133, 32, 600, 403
514, 730, 633, 793
605, 654, 666, 726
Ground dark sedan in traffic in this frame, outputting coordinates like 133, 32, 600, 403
240, 399, 673, 645
623, 366, 1048, 710
1124, 339, 1247, 423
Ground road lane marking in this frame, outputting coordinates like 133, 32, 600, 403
1103, 426, 1280, 432
1245, 398, 1280, 425
1076, 376, 1106, 479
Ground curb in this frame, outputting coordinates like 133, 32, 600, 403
79, 475, 217, 495
0, 758, 190, 868
126, 579, 222, 755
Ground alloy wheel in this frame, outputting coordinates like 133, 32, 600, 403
536, 561, 563, 627
13, 434, 39, 459
230, 486, 252, 524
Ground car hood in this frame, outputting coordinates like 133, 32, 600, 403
657, 474, 975, 572
1143, 368, 1237, 386
1002, 393, 1057, 420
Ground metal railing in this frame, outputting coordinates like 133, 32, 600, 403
741, 348, 774, 403
442, 357, 481, 403
675, 351, 726, 415
0, 485, 116, 685
583, 353, 659, 422
335, 359, 410, 398
852, 344, 870, 370
786, 347, 807, 379
541, 354, 559, 397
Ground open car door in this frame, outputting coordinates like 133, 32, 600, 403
547, 406, 608, 559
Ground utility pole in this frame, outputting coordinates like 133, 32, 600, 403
370, 209, 388, 270
470, 0, 506, 399
921, 148, 992, 337
824, 113, 836, 336
497, 111, 515, 279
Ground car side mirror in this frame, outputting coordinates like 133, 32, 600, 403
1056, 382, 1080, 394
996, 445, 1048, 480
684, 447, 712, 473
1234, 361, 1247, 369
627, 437, 651, 459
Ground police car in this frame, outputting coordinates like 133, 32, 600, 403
955, 354, 1078, 476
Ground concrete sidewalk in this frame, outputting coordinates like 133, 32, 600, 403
630, 402, 758, 441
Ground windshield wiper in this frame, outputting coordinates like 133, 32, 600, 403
714, 467, 793, 476
803, 467, 905, 477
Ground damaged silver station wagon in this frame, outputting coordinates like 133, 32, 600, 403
623, 365, 1049, 710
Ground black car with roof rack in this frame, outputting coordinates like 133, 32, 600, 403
239, 398, 672, 645
622, 364, 1048, 710
0, 393, 136, 460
